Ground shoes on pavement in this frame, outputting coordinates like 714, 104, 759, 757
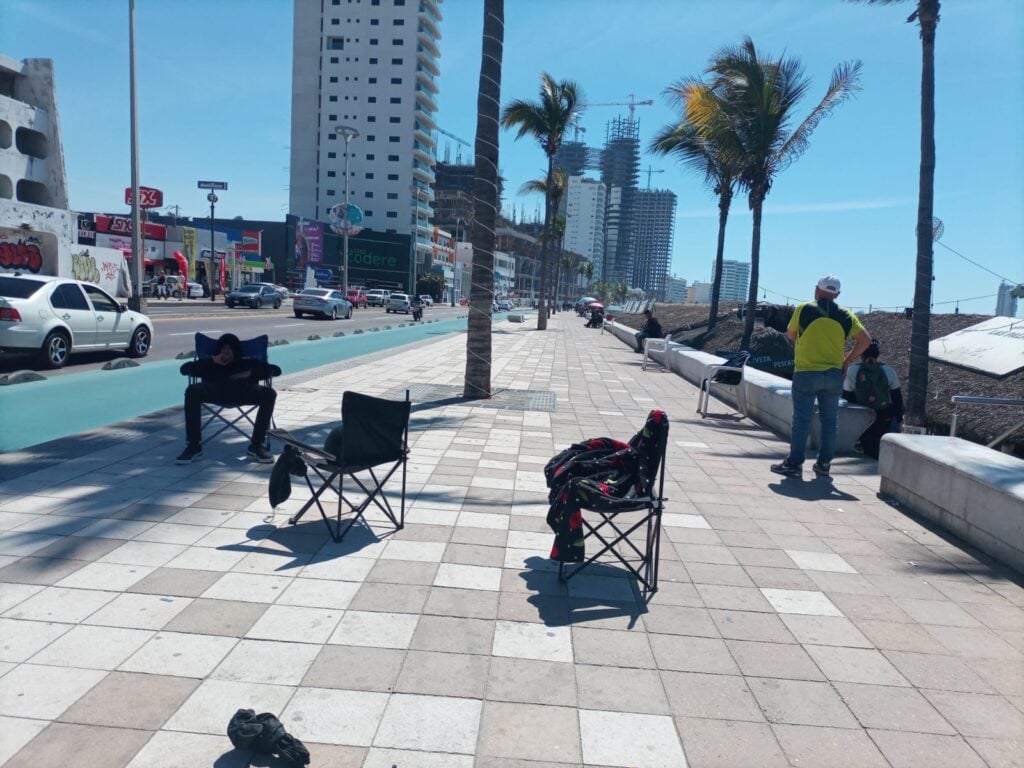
813, 461, 831, 477
175, 445, 203, 464
247, 444, 274, 463
770, 459, 802, 477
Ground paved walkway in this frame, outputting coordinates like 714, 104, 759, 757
0, 315, 1021, 768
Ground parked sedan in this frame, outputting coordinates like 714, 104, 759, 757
0, 273, 152, 369
293, 288, 353, 320
225, 284, 282, 309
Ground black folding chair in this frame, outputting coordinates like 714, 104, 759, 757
186, 333, 278, 448
552, 411, 669, 597
269, 390, 410, 542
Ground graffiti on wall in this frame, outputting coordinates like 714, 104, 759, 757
0, 236, 45, 273
70, 250, 101, 284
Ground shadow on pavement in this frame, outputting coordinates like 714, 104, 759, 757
768, 476, 860, 502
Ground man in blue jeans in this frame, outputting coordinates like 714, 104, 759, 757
771, 275, 872, 478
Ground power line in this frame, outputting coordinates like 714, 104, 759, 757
936, 240, 1019, 284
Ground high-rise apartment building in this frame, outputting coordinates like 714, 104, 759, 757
996, 281, 1020, 317
289, 0, 443, 265
668, 275, 687, 303
600, 117, 640, 286
564, 175, 606, 278
713, 259, 751, 302
632, 188, 676, 299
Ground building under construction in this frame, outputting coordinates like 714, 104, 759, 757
431, 161, 504, 238
600, 117, 640, 286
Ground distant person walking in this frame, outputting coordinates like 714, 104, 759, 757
771, 275, 871, 478
634, 310, 663, 353
156, 270, 168, 300
843, 339, 903, 458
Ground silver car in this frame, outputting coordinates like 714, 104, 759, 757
0, 273, 153, 369
293, 288, 353, 320
386, 292, 411, 314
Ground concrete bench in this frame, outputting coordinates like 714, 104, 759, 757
879, 435, 1024, 573
508, 313, 525, 323
603, 321, 875, 453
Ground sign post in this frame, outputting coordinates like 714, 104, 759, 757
198, 181, 228, 301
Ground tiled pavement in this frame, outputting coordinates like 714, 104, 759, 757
0, 315, 1022, 768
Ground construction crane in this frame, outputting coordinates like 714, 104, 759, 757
642, 165, 665, 189
582, 94, 654, 122
435, 127, 471, 164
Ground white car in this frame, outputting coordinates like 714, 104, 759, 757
366, 289, 389, 307
386, 293, 411, 314
0, 273, 153, 369
418, 295, 434, 307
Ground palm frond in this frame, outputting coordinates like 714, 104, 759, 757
775, 60, 862, 171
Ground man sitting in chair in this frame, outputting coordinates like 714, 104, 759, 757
175, 333, 277, 464
634, 309, 663, 353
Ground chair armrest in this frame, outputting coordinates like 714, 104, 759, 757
268, 364, 282, 378
180, 361, 196, 377
268, 428, 337, 463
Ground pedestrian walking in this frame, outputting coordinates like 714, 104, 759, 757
634, 309, 663, 353
771, 274, 872, 478
156, 270, 168, 300
843, 340, 903, 458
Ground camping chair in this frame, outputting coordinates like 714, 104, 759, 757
550, 410, 669, 598
698, 350, 750, 418
268, 390, 410, 542
641, 337, 669, 372
188, 333, 279, 448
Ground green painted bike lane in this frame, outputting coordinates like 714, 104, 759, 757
0, 316, 474, 453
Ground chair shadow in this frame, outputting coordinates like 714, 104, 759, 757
216, 518, 387, 571
768, 476, 860, 501
517, 556, 645, 629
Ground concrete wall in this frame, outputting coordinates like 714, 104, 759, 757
879, 435, 1024, 573
603, 321, 875, 453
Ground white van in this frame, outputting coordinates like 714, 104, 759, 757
366, 289, 390, 307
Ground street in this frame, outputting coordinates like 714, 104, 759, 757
0, 300, 466, 377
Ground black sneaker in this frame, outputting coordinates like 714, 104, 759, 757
175, 445, 203, 464
770, 460, 802, 477
813, 461, 831, 477
247, 444, 274, 463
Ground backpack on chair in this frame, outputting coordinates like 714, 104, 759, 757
854, 361, 891, 411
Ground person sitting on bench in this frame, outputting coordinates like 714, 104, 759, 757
634, 309, 663, 352
176, 333, 277, 464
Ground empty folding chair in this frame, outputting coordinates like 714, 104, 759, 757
697, 350, 749, 418
546, 410, 670, 597
269, 390, 410, 542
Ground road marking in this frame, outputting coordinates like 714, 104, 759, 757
167, 331, 221, 336
272, 323, 305, 328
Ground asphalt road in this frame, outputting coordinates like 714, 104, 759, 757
0, 300, 466, 378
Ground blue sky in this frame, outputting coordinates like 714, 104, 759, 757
3, 0, 1022, 314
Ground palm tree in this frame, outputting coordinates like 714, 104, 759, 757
690, 37, 862, 348
847, 1, 938, 425
463, 0, 503, 400
651, 83, 738, 333
502, 73, 584, 330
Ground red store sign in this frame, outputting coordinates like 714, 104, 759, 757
94, 214, 166, 241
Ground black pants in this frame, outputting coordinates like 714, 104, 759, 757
185, 382, 276, 447
860, 408, 897, 459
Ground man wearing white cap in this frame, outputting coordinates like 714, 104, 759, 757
771, 274, 872, 478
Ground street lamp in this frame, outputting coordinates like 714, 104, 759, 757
335, 125, 359, 293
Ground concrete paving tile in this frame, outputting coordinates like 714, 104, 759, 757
960, 601, 1024, 632
727, 639, 825, 681
275, 576, 360, 610
0, 583, 43, 613
433, 562, 503, 591
922, 689, 1024, 739
651, 634, 739, 675
30, 624, 153, 670
0, 556, 86, 585
895, 597, 985, 627
424, 586, 499, 619
883, 650, 997, 693
445, 542, 506, 567
2, 722, 153, 768
349, 581, 430, 614
373, 693, 481, 753
965, 657, 1024, 698
96, 540, 187, 567
125, 730, 249, 768
83, 592, 192, 630
299, 554, 376, 582
396, 650, 489, 698
366, 558, 440, 585
673, 544, 738, 565
126, 567, 223, 597
854, 618, 948, 653
54, 561, 156, 591
760, 587, 842, 616
673, 717, 788, 768
329, 610, 419, 649
165, 678, 295, 735
199, 571, 293, 603
164, 546, 247, 572
0, 663, 107, 719
410, 615, 495, 655
833, 681, 955, 734
828, 592, 912, 622
695, 584, 774, 613
58, 671, 199, 729
579, 709, 685, 768
572, 626, 654, 668
576, 664, 669, 715
3, 585, 117, 623
870, 730, 987, 768
380, 539, 446, 562
708, 609, 796, 643
494, 620, 573, 663
784, 549, 857, 573
0, 617, 71, 662
0, 716, 48, 766
771, 723, 889, 767
212, 638, 321, 685
302, 644, 405, 692
362, 748, 471, 768
779, 614, 873, 647
963, 736, 1024, 768
486, 656, 577, 707
162, 597, 268, 637
924, 623, 1023, 660
478, 701, 581, 763
745, 565, 821, 591
119, 631, 238, 677
245, 604, 343, 643
805, 644, 910, 686
448, 525, 508, 547
661, 671, 762, 721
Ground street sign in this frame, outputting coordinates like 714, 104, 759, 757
124, 186, 163, 208
207, 192, 218, 204
197, 180, 228, 190
314, 267, 333, 282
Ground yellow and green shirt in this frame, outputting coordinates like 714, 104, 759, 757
788, 300, 864, 372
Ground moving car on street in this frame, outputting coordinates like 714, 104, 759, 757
386, 293, 412, 314
225, 284, 282, 309
418, 295, 434, 307
366, 289, 390, 307
293, 288, 353, 320
0, 273, 153, 369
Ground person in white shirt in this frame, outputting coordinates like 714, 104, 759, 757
842, 340, 903, 458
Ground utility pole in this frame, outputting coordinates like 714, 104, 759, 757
336, 125, 359, 293
197, 181, 228, 300
127, 0, 145, 312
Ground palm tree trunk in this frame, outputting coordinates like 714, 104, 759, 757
463, 0, 503, 399
708, 188, 732, 332
906, 0, 938, 427
742, 196, 763, 349
535, 155, 553, 330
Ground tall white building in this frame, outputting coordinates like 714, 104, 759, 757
668, 275, 687, 303
996, 281, 1020, 318
712, 259, 751, 302
289, 0, 443, 264
687, 281, 712, 304
564, 175, 605, 278
633, 189, 676, 299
